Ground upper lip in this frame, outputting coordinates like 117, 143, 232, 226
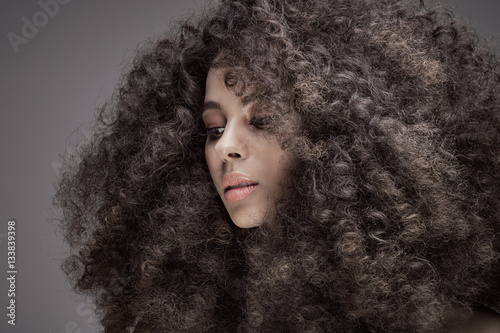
222, 173, 258, 192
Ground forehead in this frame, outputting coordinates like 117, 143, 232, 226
203, 65, 285, 120
204, 67, 226, 98
202, 68, 240, 120
203, 67, 255, 109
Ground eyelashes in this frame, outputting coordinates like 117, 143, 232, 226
200, 127, 224, 139
249, 116, 271, 129
201, 116, 272, 140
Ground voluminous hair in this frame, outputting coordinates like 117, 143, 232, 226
54, 0, 500, 332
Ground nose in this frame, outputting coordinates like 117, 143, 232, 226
214, 123, 249, 161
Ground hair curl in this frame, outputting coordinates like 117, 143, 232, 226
54, 0, 500, 332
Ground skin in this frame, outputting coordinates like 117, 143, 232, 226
203, 67, 293, 228
446, 308, 500, 333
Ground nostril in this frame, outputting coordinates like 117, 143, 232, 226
228, 152, 241, 158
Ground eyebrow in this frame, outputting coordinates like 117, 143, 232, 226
201, 101, 221, 113
202, 96, 255, 114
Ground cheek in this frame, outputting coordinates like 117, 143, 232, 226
273, 151, 294, 185
205, 144, 218, 177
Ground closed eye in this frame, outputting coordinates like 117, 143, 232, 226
249, 116, 272, 129
204, 126, 225, 139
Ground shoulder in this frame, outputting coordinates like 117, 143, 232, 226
447, 307, 500, 333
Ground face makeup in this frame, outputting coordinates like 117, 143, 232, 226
203, 68, 292, 228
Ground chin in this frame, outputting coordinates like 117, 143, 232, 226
231, 216, 264, 229
229, 210, 267, 228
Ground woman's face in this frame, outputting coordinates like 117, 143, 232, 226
203, 68, 293, 228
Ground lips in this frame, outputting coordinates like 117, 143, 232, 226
222, 173, 258, 202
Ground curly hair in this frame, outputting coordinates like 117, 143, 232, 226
54, 0, 500, 332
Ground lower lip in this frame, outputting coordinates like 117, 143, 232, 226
224, 185, 257, 202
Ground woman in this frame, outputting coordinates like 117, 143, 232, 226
55, 0, 500, 332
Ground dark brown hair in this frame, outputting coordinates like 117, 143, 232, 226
54, 0, 500, 332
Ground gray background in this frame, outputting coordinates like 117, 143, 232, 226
0, 0, 498, 332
